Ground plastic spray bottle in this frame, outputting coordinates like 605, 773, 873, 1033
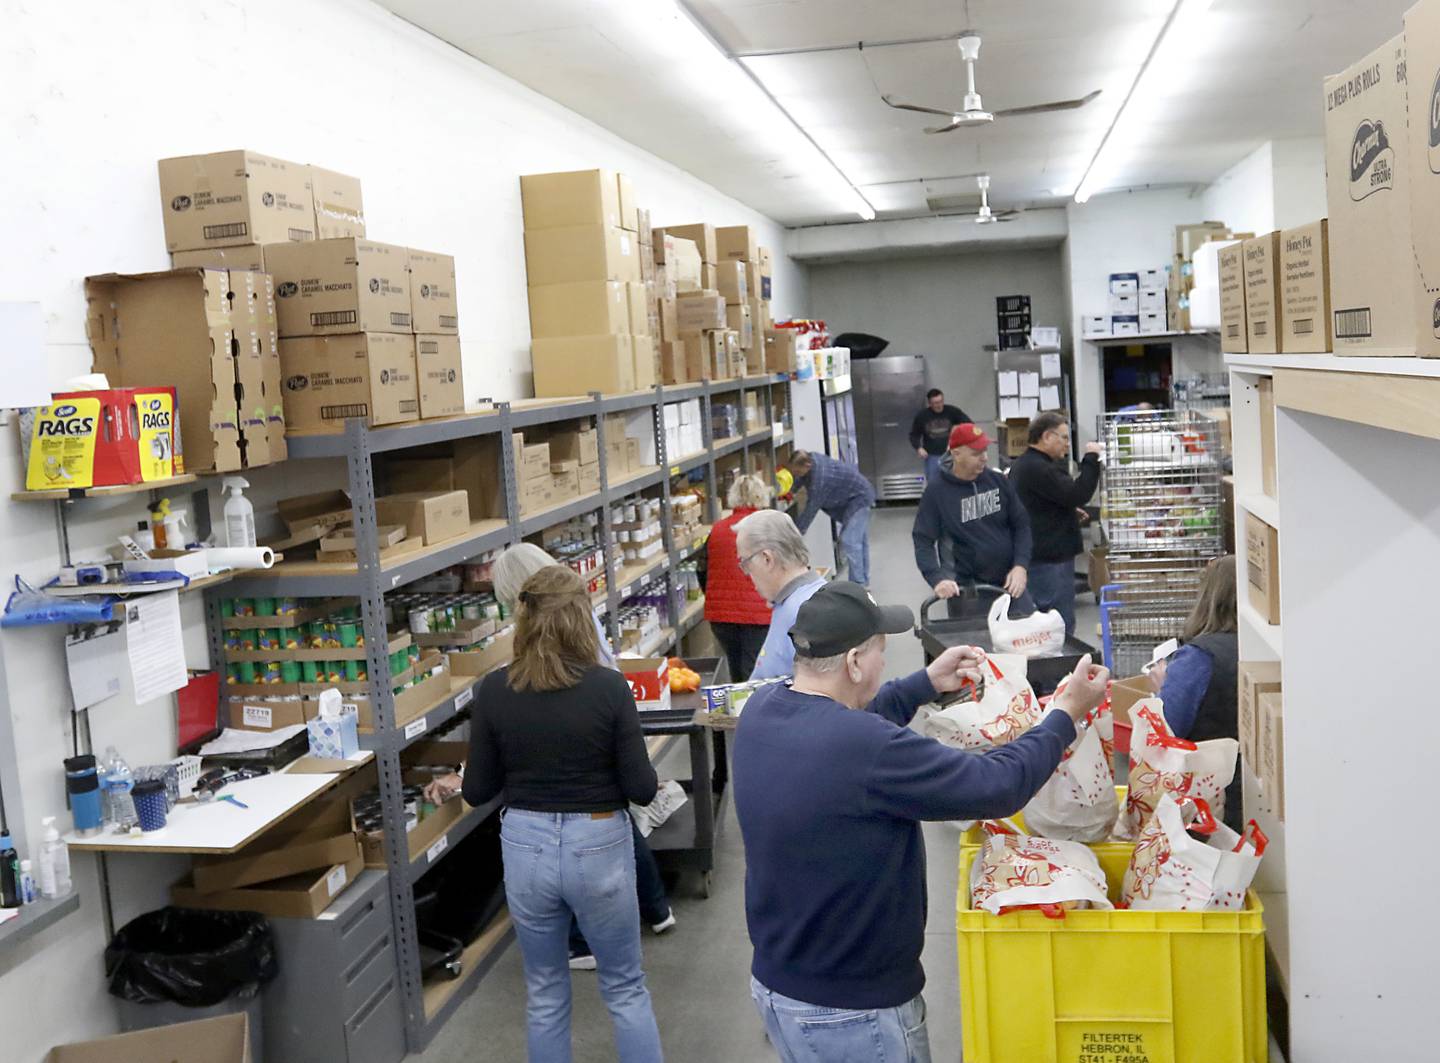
38, 817, 71, 899
162, 506, 189, 551
223, 477, 256, 548
151, 499, 172, 550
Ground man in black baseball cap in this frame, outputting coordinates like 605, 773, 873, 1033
734, 581, 1109, 1061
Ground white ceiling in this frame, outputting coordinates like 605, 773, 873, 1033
378, 0, 1413, 226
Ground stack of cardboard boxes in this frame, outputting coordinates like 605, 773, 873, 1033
661, 399, 705, 461
155, 149, 466, 438
523, 169, 655, 397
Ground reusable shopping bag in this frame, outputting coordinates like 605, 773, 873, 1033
1022, 676, 1118, 842
1120, 793, 1267, 910
969, 826, 1113, 916
987, 593, 1066, 657
1115, 701, 1240, 839
921, 655, 1040, 750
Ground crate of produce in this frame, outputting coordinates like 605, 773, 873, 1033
955, 789, 1266, 1063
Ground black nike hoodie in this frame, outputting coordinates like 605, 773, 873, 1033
911, 457, 1032, 587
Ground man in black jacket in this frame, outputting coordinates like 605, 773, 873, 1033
1009, 412, 1103, 636
912, 423, 1036, 616
909, 389, 970, 482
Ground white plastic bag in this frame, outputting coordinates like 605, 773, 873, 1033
1022, 677, 1118, 842
969, 828, 1113, 916
1121, 793, 1267, 911
920, 656, 1040, 750
629, 779, 687, 838
1114, 700, 1240, 839
987, 594, 1066, 657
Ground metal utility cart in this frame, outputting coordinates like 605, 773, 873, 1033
637, 656, 731, 898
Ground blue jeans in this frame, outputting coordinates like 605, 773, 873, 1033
1028, 558, 1077, 636
570, 816, 671, 956
924, 454, 943, 483
750, 977, 931, 1063
835, 504, 871, 585
502, 809, 663, 1062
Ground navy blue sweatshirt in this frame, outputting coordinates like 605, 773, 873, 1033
733, 670, 1075, 1009
912, 461, 1033, 587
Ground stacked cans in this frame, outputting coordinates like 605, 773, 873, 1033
391, 592, 502, 635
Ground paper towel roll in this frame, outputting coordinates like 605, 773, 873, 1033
204, 547, 276, 570
64, 373, 110, 390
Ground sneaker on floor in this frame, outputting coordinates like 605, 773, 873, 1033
568, 952, 597, 971
651, 912, 677, 935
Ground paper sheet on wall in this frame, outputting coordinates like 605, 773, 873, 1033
1019, 373, 1040, 398
0, 302, 50, 410
999, 397, 1023, 420
1040, 353, 1062, 379
66, 627, 124, 710
1020, 398, 1040, 416
1040, 385, 1062, 411
998, 371, 1019, 396
126, 591, 186, 705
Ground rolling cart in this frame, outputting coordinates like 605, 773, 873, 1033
636, 656, 732, 898
914, 586, 1095, 697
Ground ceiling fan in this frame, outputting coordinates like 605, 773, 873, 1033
882, 31, 1101, 134
972, 176, 1017, 224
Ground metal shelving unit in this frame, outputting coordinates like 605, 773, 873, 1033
214, 374, 796, 1055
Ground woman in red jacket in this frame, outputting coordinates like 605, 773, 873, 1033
703, 473, 775, 681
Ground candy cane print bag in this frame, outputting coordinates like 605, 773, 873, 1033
970, 826, 1113, 916
1115, 702, 1239, 839
921, 655, 1041, 750
1120, 794, 1267, 911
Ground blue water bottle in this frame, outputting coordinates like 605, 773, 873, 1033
63, 754, 103, 837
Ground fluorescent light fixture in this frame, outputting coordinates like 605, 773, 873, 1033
1074, 0, 1215, 204
625, 0, 876, 221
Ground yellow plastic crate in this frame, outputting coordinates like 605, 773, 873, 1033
956, 789, 1267, 1063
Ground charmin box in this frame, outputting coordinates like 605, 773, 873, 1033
1405, 1, 1440, 357
1218, 242, 1246, 351
1242, 233, 1283, 354
1279, 220, 1331, 353
277, 332, 419, 431
157, 150, 315, 251
265, 238, 412, 337
1324, 34, 1417, 355
407, 250, 458, 334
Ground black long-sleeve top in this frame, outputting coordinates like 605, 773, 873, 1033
462, 665, 658, 813
908, 404, 971, 455
1009, 447, 1103, 562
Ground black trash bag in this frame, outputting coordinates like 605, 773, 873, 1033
106, 907, 278, 1008
832, 332, 890, 360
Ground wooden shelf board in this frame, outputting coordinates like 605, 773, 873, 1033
13, 472, 199, 502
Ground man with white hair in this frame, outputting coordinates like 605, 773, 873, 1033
734, 581, 1110, 1061
734, 509, 826, 680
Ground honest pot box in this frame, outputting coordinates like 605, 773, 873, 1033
1239, 661, 1282, 772
1324, 34, 1418, 355
265, 238, 412, 336
1406, 2, 1440, 356
1279, 220, 1332, 353
1244, 512, 1281, 625
1242, 233, 1283, 353
158, 149, 315, 252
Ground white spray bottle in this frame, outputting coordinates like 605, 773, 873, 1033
224, 477, 256, 548
38, 816, 71, 899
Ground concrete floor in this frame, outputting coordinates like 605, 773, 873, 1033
418, 506, 1102, 1063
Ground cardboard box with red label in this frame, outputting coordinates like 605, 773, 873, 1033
620, 657, 671, 712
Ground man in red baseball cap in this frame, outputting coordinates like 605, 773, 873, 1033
911, 422, 1037, 615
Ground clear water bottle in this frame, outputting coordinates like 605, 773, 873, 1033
100, 746, 136, 832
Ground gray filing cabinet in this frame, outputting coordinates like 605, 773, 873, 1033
263, 869, 407, 1063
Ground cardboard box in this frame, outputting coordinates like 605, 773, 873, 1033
677, 291, 727, 333
1239, 661, 1282, 772
277, 489, 352, 535
277, 332, 419, 430
450, 435, 506, 519
44, 1013, 252, 1063
172, 852, 362, 919
265, 238, 412, 336
523, 225, 640, 285
408, 249, 459, 334
514, 433, 552, 480
1174, 221, 1230, 260
532, 334, 636, 397
1217, 241, 1248, 351
1082, 314, 1111, 338
726, 302, 753, 348
716, 225, 758, 264
765, 328, 801, 373
1279, 220, 1331, 353
550, 426, 599, 466
714, 260, 748, 305
1324, 34, 1416, 355
376, 490, 470, 545
619, 656, 671, 711
1259, 376, 1277, 498
658, 296, 681, 343
579, 462, 601, 494
1245, 512, 1280, 625
552, 466, 581, 500
193, 831, 358, 894
1242, 233, 1283, 353
627, 281, 651, 335
1087, 545, 1109, 597
1407, 1, 1440, 357
171, 244, 267, 272
660, 223, 716, 264
448, 628, 516, 677
1108, 675, 1152, 730
228, 698, 308, 732
158, 149, 314, 252
701, 263, 717, 291
521, 475, 556, 514
234, 270, 287, 462
617, 173, 638, 231
633, 334, 658, 390
1259, 691, 1285, 818
416, 335, 465, 418
521, 169, 622, 230
529, 280, 629, 338
26, 388, 179, 491
309, 165, 365, 239
85, 270, 249, 473
660, 340, 688, 385
668, 238, 703, 292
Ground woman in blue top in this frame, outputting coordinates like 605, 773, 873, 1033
1146, 555, 1241, 831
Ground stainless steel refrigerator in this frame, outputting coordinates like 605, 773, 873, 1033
852, 356, 928, 501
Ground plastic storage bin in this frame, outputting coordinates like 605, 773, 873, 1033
956, 790, 1266, 1063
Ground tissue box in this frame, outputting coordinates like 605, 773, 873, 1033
306, 701, 360, 759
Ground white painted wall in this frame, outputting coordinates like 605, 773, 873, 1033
1201, 142, 1277, 235
1269, 137, 1328, 230
805, 249, 1068, 426
0, 0, 812, 1058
